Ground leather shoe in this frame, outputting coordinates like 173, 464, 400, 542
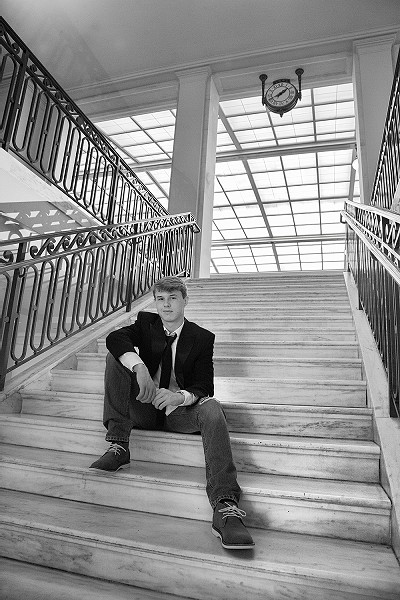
212, 501, 255, 549
89, 443, 130, 472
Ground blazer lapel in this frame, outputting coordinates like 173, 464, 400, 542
150, 317, 166, 371
175, 319, 196, 372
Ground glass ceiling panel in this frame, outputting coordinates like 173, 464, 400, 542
96, 82, 358, 273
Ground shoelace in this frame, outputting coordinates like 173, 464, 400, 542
218, 503, 247, 520
107, 443, 127, 456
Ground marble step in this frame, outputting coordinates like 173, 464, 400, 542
50, 370, 367, 406
141, 308, 355, 327
0, 415, 380, 482
185, 303, 352, 315
1, 490, 399, 600
20, 390, 373, 439
187, 285, 349, 295
0, 557, 187, 600
189, 276, 347, 287
100, 325, 359, 343
183, 284, 349, 304
75, 352, 363, 380
96, 338, 360, 359
187, 315, 355, 329
192, 326, 358, 342
0, 444, 390, 543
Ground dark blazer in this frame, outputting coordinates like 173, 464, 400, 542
106, 311, 215, 399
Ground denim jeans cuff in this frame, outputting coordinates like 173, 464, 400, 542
105, 435, 130, 443
211, 494, 240, 510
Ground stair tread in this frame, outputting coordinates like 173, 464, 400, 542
97, 338, 359, 347
1, 489, 399, 594
77, 352, 363, 366
21, 389, 372, 414
0, 557, 185, 600
0, 444, 389, 507
1, 414, 380, 453
51, 370, 367, 386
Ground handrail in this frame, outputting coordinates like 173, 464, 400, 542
0, 17, 168, 224
370, 50, 400, 210
341, 201, 400, 417
342, 200, 400, 283
0, 213, 199, 390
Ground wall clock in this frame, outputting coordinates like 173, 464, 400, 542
260, 68, 304, 117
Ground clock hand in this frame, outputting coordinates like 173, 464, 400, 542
275, 89, 287, 98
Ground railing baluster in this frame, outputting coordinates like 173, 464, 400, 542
0, 241, 28, 390
1, 48, 28, 152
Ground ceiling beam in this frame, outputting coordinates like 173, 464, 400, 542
212, 233, 345, 246
131, 138, 356, 172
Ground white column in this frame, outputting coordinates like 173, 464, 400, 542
353, 36, 396, 204
168, 67, 220, 278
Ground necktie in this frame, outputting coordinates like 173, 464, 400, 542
156, 333, 177, 428
159, 333, 177, 390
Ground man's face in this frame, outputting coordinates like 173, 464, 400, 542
154, 289, 188, 329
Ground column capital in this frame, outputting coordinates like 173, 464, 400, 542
174, 66, 212, 84
353, 34, 397, 56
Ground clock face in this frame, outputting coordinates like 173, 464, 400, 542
264, 79, 299, 115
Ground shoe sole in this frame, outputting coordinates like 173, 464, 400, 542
211, 526, 255, 550
89, 462, 131, 472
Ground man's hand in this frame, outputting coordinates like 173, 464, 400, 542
133, 364, 157, 403
153, 389, 184, 411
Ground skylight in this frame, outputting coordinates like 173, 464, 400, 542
95, 82, 359, 274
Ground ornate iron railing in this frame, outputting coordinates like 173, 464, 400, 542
370, 49, 400, 210
0, 17, 168, 224
342, 201, 400, 417
0, 213, 199, 390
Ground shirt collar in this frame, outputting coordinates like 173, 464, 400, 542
164, 320, 184, 340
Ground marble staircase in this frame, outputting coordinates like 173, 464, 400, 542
1, 271, 400, 599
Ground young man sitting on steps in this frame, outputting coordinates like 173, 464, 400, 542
90, 276, 254, 550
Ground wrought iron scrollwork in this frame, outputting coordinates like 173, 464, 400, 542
342, 201, 400, 418
0, 213, 198, 390
0, 17, 168, 226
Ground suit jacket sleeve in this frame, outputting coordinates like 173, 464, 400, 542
105, 312, 146, 360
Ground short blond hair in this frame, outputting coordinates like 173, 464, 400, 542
153, 276, 188, 299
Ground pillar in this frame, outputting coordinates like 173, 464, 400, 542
168, 67, 220, 278
353, 36, 396, 204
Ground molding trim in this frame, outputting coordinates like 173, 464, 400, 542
70, 29, 400, 118
68, 25, 400, 99
353, 34, 397, 54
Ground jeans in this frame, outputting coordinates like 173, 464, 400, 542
103, 353, 241, 508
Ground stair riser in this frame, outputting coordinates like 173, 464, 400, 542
186, 287, 348, 295
226, 408, 373, 439
0, 422, 379, 482
215, 359, 362, 380
50, 373, 367, 407
99, 330, 358, 344
186, 299, 350, 308
185, 306, 352, 316
190, 317, 355, 329
96, 340, 360, 359
188, 282, 347, 289
75, 355, 363, 381
202, 330, 358, 342
20, 396, 373, 440
0, 526, 380, 600
0, 463, 389, 543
